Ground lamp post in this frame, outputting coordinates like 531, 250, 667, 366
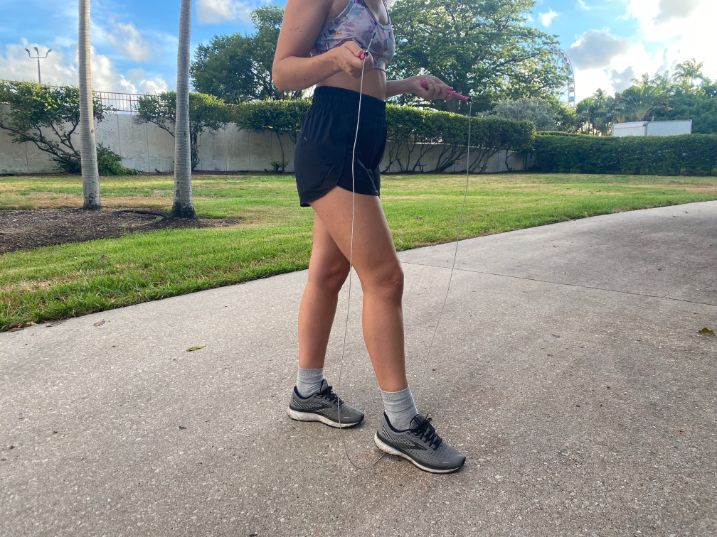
25, 46, 52, 84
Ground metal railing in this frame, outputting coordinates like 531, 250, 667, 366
0, 80, 148, 113
94, 90, 145, 113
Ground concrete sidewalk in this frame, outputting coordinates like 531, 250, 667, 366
1, 202, 716, 537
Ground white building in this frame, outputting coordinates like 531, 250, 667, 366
612, 120, 693, 137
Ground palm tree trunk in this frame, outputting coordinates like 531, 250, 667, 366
78, 0, 100, 210
172, 0, 195, 218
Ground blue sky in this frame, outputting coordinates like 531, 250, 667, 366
1, 0, 714, 101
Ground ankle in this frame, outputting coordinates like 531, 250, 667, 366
380, 386, 418, 430
296, 366, 324, 397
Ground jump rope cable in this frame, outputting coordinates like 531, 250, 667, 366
335, 32, 473, 471
335, 30, 387, 470
421, 99, 472, 381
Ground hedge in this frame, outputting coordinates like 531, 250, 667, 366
1, 84, 535, 174
382, 105, 534, 173
231, 100, 311, 172
531, 133, 717, 176
0, 81, 134, 175
233, 99, 535, 173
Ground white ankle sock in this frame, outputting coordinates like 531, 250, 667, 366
380, 386, 419, 430
296, 366, 324, 397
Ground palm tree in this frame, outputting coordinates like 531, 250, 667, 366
673, 59, 705, 90
614, 75, 669, 123
78, 0, 100, 210
576, 89, 614, 135
172, 0, 195, 218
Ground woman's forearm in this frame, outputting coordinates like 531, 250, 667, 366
386, 77, 417, 99
272, 51, 341, 93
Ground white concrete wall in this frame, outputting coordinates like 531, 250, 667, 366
613, 120, 693, 138
613, 122, 648, 137
0, 109, 527, 175
646, 120, 692, 137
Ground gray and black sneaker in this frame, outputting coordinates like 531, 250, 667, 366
287, 379, 364, 428
374, 412, 466, 473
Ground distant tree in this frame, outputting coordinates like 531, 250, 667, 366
191, 7, 301, 102
658, 80, 717, 134
672, 59, 707, 90
575, 89, 615, 135
387, 0, 570, 112
490, 97, 575, 132
660, 61, 717, 133
613, 73, 670, 122
576, 61, 717, 135
233, 99, 309, 172
136, 91, 228, 171
0, 81, 106, 171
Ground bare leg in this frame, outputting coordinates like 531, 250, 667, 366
297, 211, 350, 369
310, 186, 408, 392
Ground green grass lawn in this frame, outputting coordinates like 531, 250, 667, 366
2, 172, 717, 331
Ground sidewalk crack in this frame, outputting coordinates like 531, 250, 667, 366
401, 261, 717, 307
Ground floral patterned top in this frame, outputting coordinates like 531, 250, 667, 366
310, 0, 396, 71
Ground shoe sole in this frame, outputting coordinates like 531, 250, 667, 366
373, 433, 465, 474
287, 407, 363, 429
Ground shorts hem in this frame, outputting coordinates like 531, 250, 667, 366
299, 184, 380, 207
299, 187, 332, 207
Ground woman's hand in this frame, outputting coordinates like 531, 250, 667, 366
330, 41, 374, 78
410, 75, 459, 101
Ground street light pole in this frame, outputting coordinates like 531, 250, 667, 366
25, 46, 52, 84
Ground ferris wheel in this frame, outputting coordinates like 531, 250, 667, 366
554, 48, 577, 106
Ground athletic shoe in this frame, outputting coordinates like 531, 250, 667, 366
287, 379, 364, 428
374, 412, 466, 473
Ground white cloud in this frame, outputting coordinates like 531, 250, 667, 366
622, 0, 717, 77
568, 29, 630, 69
655, 0, 700, 22
197, 0, 257, 24
109, 22, 152, 62
576, 0, 591, 11
609, 66, 637, 92
0, 39, 169, 94
570, 38, 659, 100
539, 9, 559, 27
569, 0, 717, 99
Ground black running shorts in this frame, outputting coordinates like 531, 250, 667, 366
294, 85, 387, 207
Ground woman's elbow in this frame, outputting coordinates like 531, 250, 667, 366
272, 72, 285, 93
272, 63, 290, 93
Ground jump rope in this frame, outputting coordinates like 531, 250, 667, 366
333, 31, 473, 470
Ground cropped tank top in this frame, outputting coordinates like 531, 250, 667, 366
310, 0, 396, 71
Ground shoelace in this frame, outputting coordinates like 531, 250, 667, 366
319, 385, 343, 406
410, 415, 443, 450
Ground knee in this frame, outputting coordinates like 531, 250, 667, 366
311, 261, 350, 294
365, 264, 404, 301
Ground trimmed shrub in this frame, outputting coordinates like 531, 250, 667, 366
537, 131, 586, 138
231, 99, 535, 173
0, 80, 107, 173
136, 92, 229, 170
232, 99, 311, 172
1, 84, 536, 175
97, 144, 138, 176
382, 105, 534, 173
531, 133, 717, 176
232, 99, 310, 138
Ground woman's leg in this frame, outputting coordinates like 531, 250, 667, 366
297, 211, 351, 370
304, 186, 466, 472
310, 186, 408, 392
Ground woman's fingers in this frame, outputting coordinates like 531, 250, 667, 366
419, 75, 454, 101
429, 75, 453, 100
333, 41, 372, 77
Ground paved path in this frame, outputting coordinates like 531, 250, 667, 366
2, 202, 716, 537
